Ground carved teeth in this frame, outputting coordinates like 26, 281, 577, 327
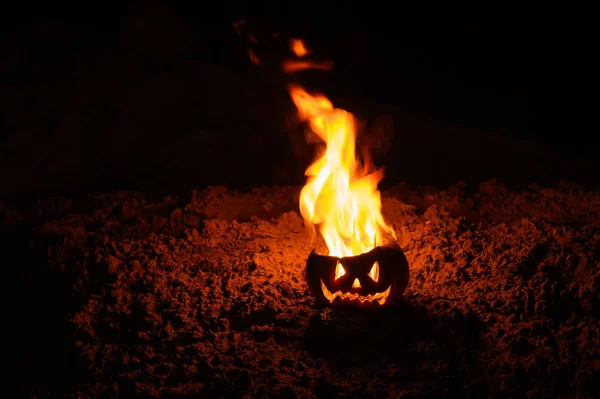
320, 280, 391, 305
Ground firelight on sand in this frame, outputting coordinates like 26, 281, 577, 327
286, 84, 396, 258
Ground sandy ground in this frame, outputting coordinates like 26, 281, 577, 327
5, 179, 598, 398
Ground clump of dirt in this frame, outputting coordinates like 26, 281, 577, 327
9, 180, 600, 398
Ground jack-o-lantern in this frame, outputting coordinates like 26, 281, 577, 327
305, 242, 409, 308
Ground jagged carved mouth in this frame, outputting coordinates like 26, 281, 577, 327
320, 279, 391, 305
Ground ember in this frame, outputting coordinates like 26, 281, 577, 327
289, 38, 309, 57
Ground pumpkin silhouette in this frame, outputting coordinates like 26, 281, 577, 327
305, 242, 409, 308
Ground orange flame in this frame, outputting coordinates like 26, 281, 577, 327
247, 48, 260, 65
287, 84, 395, 257
232, 19, 246, 36
232, 27, 394, 258
289, 38, 309, 57
232, 19, 260, 66
282, 59, 333, 74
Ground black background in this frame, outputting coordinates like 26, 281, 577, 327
2, 2, 597, 201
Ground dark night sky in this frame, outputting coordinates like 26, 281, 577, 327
6, 2, 592, 149
1, 1, 596, 199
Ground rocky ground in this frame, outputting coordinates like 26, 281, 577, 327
4, 179, 599, 398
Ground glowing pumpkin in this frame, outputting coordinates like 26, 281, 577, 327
305, 242, 409, 308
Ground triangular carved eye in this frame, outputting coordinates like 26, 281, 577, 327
335, 262, 346, 280
368, 262, 380, 282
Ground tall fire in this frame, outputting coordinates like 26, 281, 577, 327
286, 84, 395, 258
284, 40, 395, 257
283, 39, 409, 308
233, 26, 409, 307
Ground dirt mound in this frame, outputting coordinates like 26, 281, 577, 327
9, 180, 600, 397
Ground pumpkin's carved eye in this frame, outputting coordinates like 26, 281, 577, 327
368, 262, 380, 282
334, 262, 346, 280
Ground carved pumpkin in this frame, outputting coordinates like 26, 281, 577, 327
305, 242, 409, 308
